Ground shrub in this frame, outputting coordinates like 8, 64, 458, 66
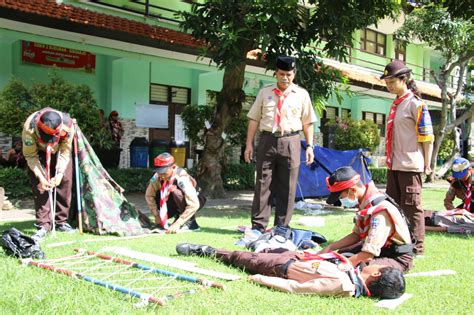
368, 167, 387, 184
222, 163, 256, 190
438, 130, 455, 161
107, 168, 155, 193
0, 73, 100, 139
326, 117, 381, 152
0, 168, 31, 199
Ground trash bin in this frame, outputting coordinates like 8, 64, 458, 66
170, 139, 186, 167
149, 139, 169, 167
130, 137, 149, 168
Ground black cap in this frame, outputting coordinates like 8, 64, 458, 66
276, 56, 296, 71
38, 111, 62, 144
326, 166, 360, 205
380, 60, 411, 79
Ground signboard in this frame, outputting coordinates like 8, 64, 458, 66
21, 41, 96, 73
135, 104, 168, 128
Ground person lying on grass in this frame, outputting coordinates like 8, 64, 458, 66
319, 166, 413, 272
176, 243, 405, 299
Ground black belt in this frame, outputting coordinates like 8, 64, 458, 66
261, 131, 300, 138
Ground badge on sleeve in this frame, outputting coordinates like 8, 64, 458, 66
311, 261, 320, 269
24, 138, 33, 146
371, 217, 380, 229
150, 173, 158, 183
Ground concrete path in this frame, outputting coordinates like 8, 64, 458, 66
0, 180, 449, 224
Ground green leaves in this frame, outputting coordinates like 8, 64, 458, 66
0, 72, 100, 139
327, 117, 381, 152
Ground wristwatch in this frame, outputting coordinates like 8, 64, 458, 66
306, 144, 314, 150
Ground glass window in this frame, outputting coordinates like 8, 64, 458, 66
360, 29, 386, 56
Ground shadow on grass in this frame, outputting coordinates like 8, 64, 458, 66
0, 220, 35, 233
199, 207, 249, 219
426, 231, 473, 239
199, 227, 242, 235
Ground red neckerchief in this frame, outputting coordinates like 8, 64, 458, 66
159, 167, 177, 228
273, 88, 290, 133
462, 177, 473, 212
385, 91, 413, 169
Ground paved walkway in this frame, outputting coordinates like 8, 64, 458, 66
0, 180, 449, 224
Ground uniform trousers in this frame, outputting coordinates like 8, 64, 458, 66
27, 151, 73, 231
251, 132, 301, 231
216, 248, 298, 278
386, 170, 424, 254
154, 188, 206, 222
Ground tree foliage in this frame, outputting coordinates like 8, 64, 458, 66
180, 0, 400, 107
327, 118, 381, 152
0, 73, 100, 139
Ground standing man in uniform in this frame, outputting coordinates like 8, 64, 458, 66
22, 108, 76, 240
244, 56, 317, 232
381, 60, 434, 255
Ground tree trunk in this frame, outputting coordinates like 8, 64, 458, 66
195, 61, 247, 198
426, 70, 450, 182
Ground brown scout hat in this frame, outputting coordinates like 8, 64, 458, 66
380, 60, 412, 79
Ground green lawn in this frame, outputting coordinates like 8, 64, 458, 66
0, 188, 473, 314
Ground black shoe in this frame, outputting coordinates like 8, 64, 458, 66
176, 243, 216, 257
179, 220, 201, 232
32, 227, 48, 242
56, 223, 76, 233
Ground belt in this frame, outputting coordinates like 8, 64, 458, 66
261, 131, 300, 138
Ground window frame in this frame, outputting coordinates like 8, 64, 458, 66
360, 29, 386, 56
362, 111, 386, 137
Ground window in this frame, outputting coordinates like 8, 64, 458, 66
363, 111, 386, 136
149, 84, 190, 142
395, 40, 406, 62
320, 106, 338, 128
360, 29, 386, 56
341, 108, 351, 119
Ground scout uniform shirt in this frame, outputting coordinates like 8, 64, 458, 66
390, 94, 434, 172
250, 259, 355, 296
247, 83, 317, 133
22, 109, 75, 179
444, 174, 474, 211
355, 182, 412, 256
145, 167, 200, 227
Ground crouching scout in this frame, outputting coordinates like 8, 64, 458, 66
320, 166, 414, 272
444, 157, 474, 212
176, 243, 405, 299
145, 153, 206, 233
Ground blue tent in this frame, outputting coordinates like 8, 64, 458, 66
296, 141, 372, 200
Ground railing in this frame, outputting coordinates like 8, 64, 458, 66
87, 1, 460, 90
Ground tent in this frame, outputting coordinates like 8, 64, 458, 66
296, 141, 372, 200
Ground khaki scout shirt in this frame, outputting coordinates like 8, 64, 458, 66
356, 183, 412, 256
247, 83, 317, 132
145, 167, 200, 227
444, 175, 473, 210
22, 109, 75, 179
250, 260, 354, 297
391, 95, 434, 172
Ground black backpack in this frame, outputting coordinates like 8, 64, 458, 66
0, 228, 45, 259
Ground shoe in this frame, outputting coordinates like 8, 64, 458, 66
179, 220, 200, 232
176, 243, 216, 257
56, 223, 76, 233
32, 227, 48, 242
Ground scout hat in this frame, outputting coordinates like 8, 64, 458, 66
276, 56, 296, 71
154, 152, 175, 173
380, 60, 412, 79
36, 110, 63, 144
451, 157, 471, 179
325, 166, 361, 205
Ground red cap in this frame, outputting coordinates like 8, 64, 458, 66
154, 152, 175, 173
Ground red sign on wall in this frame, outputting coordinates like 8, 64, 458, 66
22, 41, 96, 73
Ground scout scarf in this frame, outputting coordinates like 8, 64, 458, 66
159, 169, 177, 229
301, 251, 370, 297
462, 181, 473, 212
273, 88, 289, 134
385, 91, 413, 169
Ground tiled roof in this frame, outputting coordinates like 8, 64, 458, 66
327, 61, 442, 100
0, 0, 202, 49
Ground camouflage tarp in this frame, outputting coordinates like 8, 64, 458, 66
76, 126, 151, 236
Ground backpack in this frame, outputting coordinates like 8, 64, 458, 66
0, 228, 45, 259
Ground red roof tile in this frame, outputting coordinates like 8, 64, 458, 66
0, 0, 203, 49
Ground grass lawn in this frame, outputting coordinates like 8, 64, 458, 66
1, 188, 473, 314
